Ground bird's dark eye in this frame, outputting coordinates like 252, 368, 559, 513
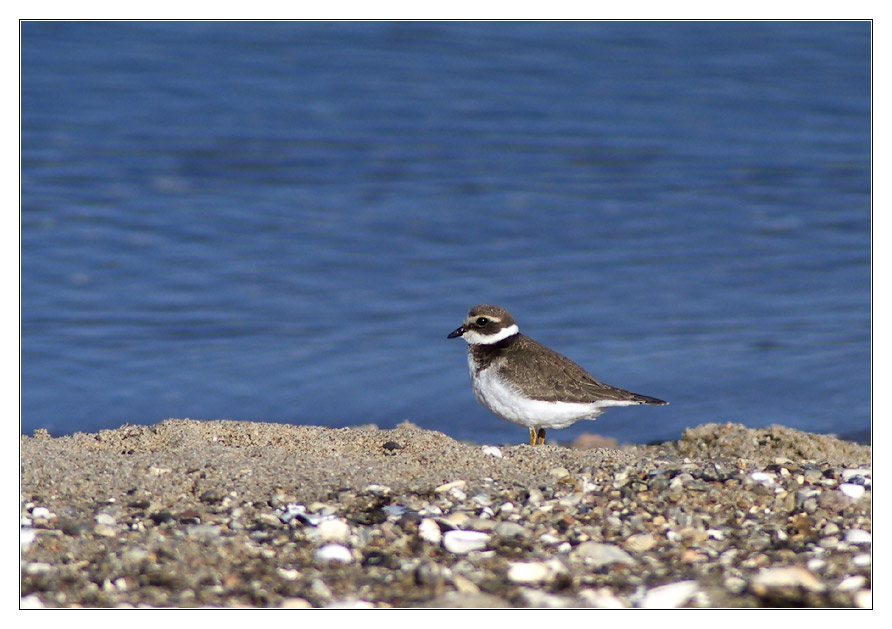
476, 317, 489, 326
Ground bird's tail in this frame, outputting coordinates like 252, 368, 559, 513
635, 393, 668, 405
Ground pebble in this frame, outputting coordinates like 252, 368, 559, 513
414, 562, 443, 587
383, 505, 407, 519
186, 524, 221, 540
276, 568, 301, 581
837, 575, 866, 591
526, 487, 545, 505
481, 446, 502, 458
276, 503, 306, 524
20, 528, 37, 550
519, 588, 572, 608
807, 558, 826, 572
839, 484, 866, 500
121, 548, 149, 563
20, 594, 44, 608
418, 518, 442, 544
94, 513, 116, 526
199, 489, 225, 504
93, 523, 118, 537
310, 578, 332, 599
841, 468, 870, 484
23, 562, 53, 575
844, 529, 871, 545
425, 592, 511, 608
451, 574, 480, 593
752, 567, 822, 591
639, 580, 699, 609
577, 588, 626, 608
854, 590, 872, 609
443, 530, 489, 554
315, 518, 350, 543
724, 577, 746, 594
435, 480, 466, 493
571, 542, 636, 568
314, 544, 353, 563
493, 521, 525, 539
19, 419, 872, 608
325, 599, 374, 609
31, 507, 52, 520
440, 512, 470, 529
623, 533, 657, 552
852, 554, 871, 566
507, 562, 551, 584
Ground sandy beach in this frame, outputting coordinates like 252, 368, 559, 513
20, 419, 871, 608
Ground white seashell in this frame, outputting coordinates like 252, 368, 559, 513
507, 562, 550, 584
314, 544, 353, 563
435, 480, 466, 492
31, 507, 52, 519
854, 590, 872, 609
95, 513, 116, 526
640, 580, 699, 609
418, 518, 442, 544
845, 529, 871, 545
20, 528, 37, 550
443, 530, 489, 554
753, 566, 821, 591
316, 518, 350, 543
852, 554, 870, 566
577, 588, 625, 609
839, 484, 866, 500
325, 599, 374, 609
277, 568, 301, 581
837, 575, 866, 591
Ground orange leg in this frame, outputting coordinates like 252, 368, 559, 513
536, 428, 546, 445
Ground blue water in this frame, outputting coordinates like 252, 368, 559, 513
21, 21, 871, 445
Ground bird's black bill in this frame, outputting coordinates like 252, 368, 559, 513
447, 326, 465, 339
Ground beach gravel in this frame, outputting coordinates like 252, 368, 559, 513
20, 419, 871, 608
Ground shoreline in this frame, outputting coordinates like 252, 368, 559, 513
21, 419, 871, 608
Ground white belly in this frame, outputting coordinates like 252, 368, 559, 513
469, 362, 632, 430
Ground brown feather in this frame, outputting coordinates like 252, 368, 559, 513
470, 333, 666, 405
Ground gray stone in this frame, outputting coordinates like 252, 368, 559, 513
571, 542, 636, 568
493, 521, 525, 539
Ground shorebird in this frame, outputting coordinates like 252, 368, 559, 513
448, 304, 667, 445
